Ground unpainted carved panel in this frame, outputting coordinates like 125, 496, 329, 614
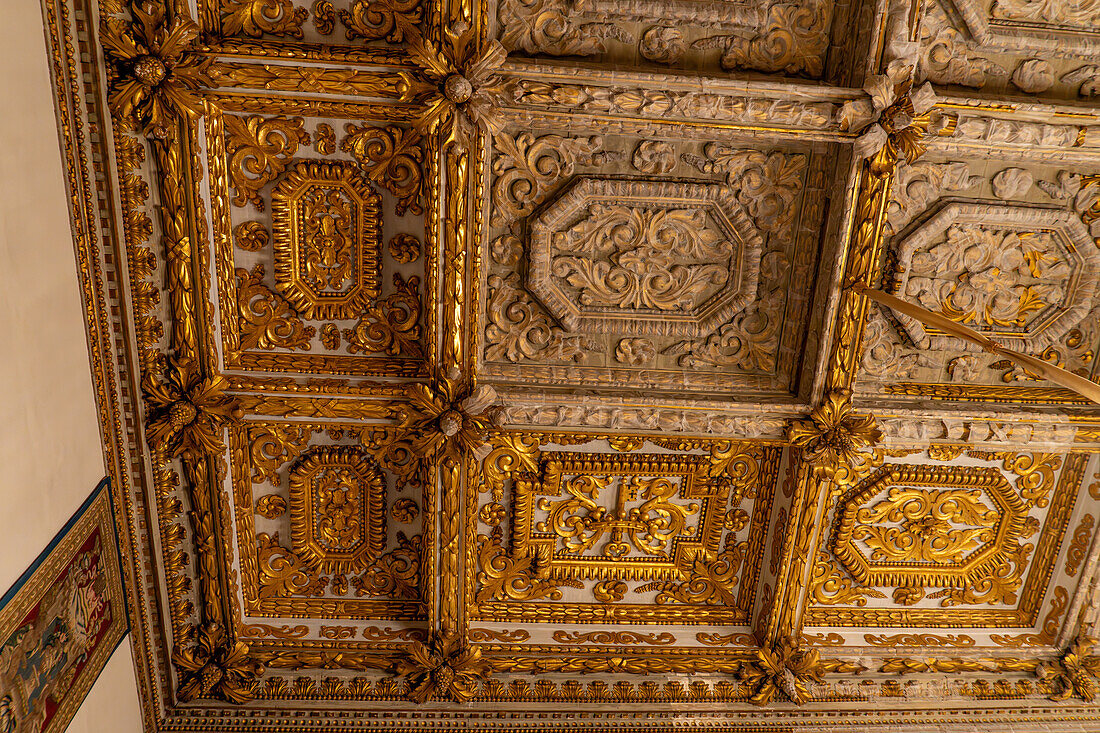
480, 129, 835, 403
854, 153, 1100, 405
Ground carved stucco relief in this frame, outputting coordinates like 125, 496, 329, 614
857, 157, 1100, 397
915, 0, 1100, 101
495, 0, 833, 76
481, 129, 830, 400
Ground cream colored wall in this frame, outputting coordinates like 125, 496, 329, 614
68, 641, 146, 733
0, 0, 144, 729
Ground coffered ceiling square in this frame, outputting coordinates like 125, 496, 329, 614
804, 448, 1095, 636
854, 152, 1100, 410
480, 131, 843, 419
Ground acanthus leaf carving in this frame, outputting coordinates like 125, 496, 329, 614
394, 635, 490, 703
224, 114, 310, 210
143, 356, 242, 460
235, 265, 315, 351
221, 0, 308, 38
484, 273, 600, 363
173, 622, 263, 704
787, 389, 882, 486
101, 0, 214, 138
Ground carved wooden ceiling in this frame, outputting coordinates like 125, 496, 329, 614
42, 0, 1100, 727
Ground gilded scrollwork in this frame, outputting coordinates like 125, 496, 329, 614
224, 114, 310, 209
221, 0, 308, 38
338, 0, 421, 42
235, 265, 316, 350
341, 124, 423, 216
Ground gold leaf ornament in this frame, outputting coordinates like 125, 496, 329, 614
787, 389, 882, 485
1037, 636, 1100, 702
400, 369, 502, 463
143, 357, 242, 459
101, 0, 214, 137
173, 623, 263, 704
404, 28, 508, 138
394, 635, 489, 703
856, 283, 1100, 404
739, 638, 826, 705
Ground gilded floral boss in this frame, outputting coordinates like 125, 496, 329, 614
143, 357, 242, 459
101, 0, 214, 137
401, 369, 502, 463
787, 389, 882, 483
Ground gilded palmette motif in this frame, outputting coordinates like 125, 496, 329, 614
173, 622, 263, 704
101, 0, 214, 137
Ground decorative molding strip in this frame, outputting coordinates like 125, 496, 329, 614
0, 479, 128, 733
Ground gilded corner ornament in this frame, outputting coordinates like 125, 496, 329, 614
838, 64, 947, 177
143, 356, 242, 459
739, 638, 825, 705
101, 0, 214, 137
400, 369, 502, 464
1038, 636, 1100, 702
173, 623, 263, 704
394, 635, 489, 703
406, 29, 507, 139
787, 389, 882, 485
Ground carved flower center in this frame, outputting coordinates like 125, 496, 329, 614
170, 400, 198, 428
438, 410, 463, 437
904, 516, 950, 540
820, 429, 855, 453
133, 55, 167, 87
443, 74, 473, 103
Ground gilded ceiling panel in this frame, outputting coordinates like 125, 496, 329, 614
804, 447, 1094, 635
40, 0, 1100, 725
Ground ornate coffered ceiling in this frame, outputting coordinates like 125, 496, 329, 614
39, 0, 1100, 727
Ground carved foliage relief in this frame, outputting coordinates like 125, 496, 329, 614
916, 0, 1100, 101
481, 129, 827, 398
472, 434, 778, 623
857, 157, 1100, 398
212, 110, 426, 376
805, 447, 1088, 630
494, 0, 834, 77
233, 419, 426, 621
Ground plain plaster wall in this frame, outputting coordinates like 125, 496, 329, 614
1, 0, 144, 729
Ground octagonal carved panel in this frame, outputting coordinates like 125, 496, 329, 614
271, 161, 383, 321
527, 178, 762, 338
890, 203, 1099, 351
832, 464, 1028, 589
288, 446, 387, 575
